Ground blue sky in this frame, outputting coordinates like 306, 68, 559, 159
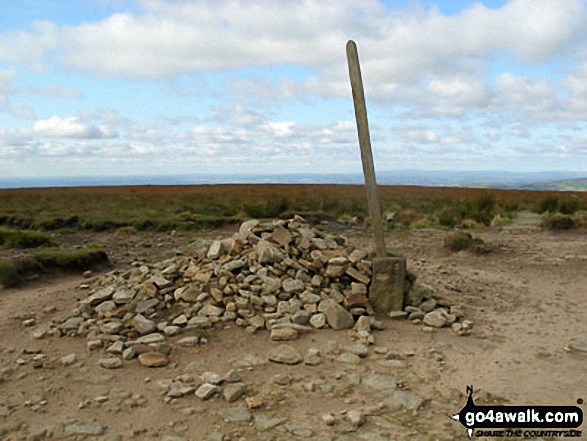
1, 0, 586, 178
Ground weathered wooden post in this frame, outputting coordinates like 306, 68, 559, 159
346, 40, 406, 313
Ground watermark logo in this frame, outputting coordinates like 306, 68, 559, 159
451, 386, 583, 438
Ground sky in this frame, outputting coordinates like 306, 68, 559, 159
1, 0, 587, 178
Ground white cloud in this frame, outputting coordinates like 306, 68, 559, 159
29, 84, 84, 99
32, 116, 118, 139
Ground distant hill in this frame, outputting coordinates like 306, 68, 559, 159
516, 178, 587, 191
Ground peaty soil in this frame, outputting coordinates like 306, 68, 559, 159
0, 222, 586, 440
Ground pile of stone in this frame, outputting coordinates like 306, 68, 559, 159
53, 216, 468, 367
54, 217, 375, 362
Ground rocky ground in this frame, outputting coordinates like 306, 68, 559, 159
0, 215, 586, 441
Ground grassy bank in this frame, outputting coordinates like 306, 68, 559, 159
0, 248, 109, 287
0, 184, 586, 232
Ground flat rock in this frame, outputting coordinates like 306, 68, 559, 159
569, 341, 587, 353
384, 390, 425, 411
98, 356, 122, 369
361, 373, 397, 391
309, 313, 326, 328
64, 422, 105, 436
323, 303, 354, 330
137, 333, 165, 344
423, 309, 448, 328
133, 314, 157, 335
223, 383, 246, 402
138, 352, 169, 368
218, 406, 252, 422
196, 383, 219, 400
254, 414, 287, 431
267, 345, 302, 365
270, 327, 298, 341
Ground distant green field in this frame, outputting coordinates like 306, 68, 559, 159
519, 178, 587, 191
0, 184, 586, 232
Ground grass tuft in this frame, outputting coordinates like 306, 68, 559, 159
0, 248, 109, 287
0, 227, 52, 249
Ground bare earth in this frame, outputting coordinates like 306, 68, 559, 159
1, 221, 586, 440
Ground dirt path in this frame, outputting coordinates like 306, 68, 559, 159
0, 227, 586, 440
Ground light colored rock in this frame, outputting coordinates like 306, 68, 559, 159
64, 422, 105, 436
309, 313, 326, 329
323, 303, 354, 330
60, 353, 77, 366
138, 352, 169, 367
98, 355, 122, 369
268, 345, 303, 365
219, 406, 252, 422
133, 314, 157, 334
270, 327, 298, 341
423, 309, 448, 328
137, 333, 165, 344
196, 383, 219, 400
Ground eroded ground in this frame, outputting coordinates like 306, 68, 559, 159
1, 222, 586, 441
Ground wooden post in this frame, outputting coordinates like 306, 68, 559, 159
346, 39, 387, 258
346, 40, 406, 313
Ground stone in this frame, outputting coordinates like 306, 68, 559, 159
322, 413, 336, 426
199, 304, 224, 317
196, 384, 219, 400
354, 315, 371, 332
219, 406, 252, 422
268, 227, 292, 247
369, 257, 406, 314
423, 309, 448, 328
419, 298, 437, 313
164, 326, 181, 336
255, 415, 287, 431
300, 291, 321, 304
82, 287, 114, 307
338, 353, 361, 364
351, 282, 368, 295
137, 333, 165, 344
325, 264, 346, 278
113, 289, 135, 304
106, 341, 124, 354
223, 383, 246, 402
304, 348, 322, 366
256, 240, 283, 264
270, 327, 298, 341
569, 341, 587, 353
245, 396, 264, 409
174, 285, 199, 303
133, 314, 157, 335
388, 311, 408, 320
95, 301, 116, 315
61, 316, 84, 331
122, 347, 136, 360
239, 219, 259, 234
87, 340, 103, 351
282, 279, 304, 293
309, 313, 326, 329
346, 267, 370, 285
346, 410, 365, 427
207, 240, 224, 259
98, 355, 122, 369
60, 354, 77, 366
64, 422, 105, 436
384, 390, 425, 411
201, 371, 223, 385
101, 321, 124, 334
362, 373, 397, 391
323, 303, 354, 330
268, 345, 303, 365
349, 249, 368, 263
138, 352, 169, 367
178, 336, 199, 347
